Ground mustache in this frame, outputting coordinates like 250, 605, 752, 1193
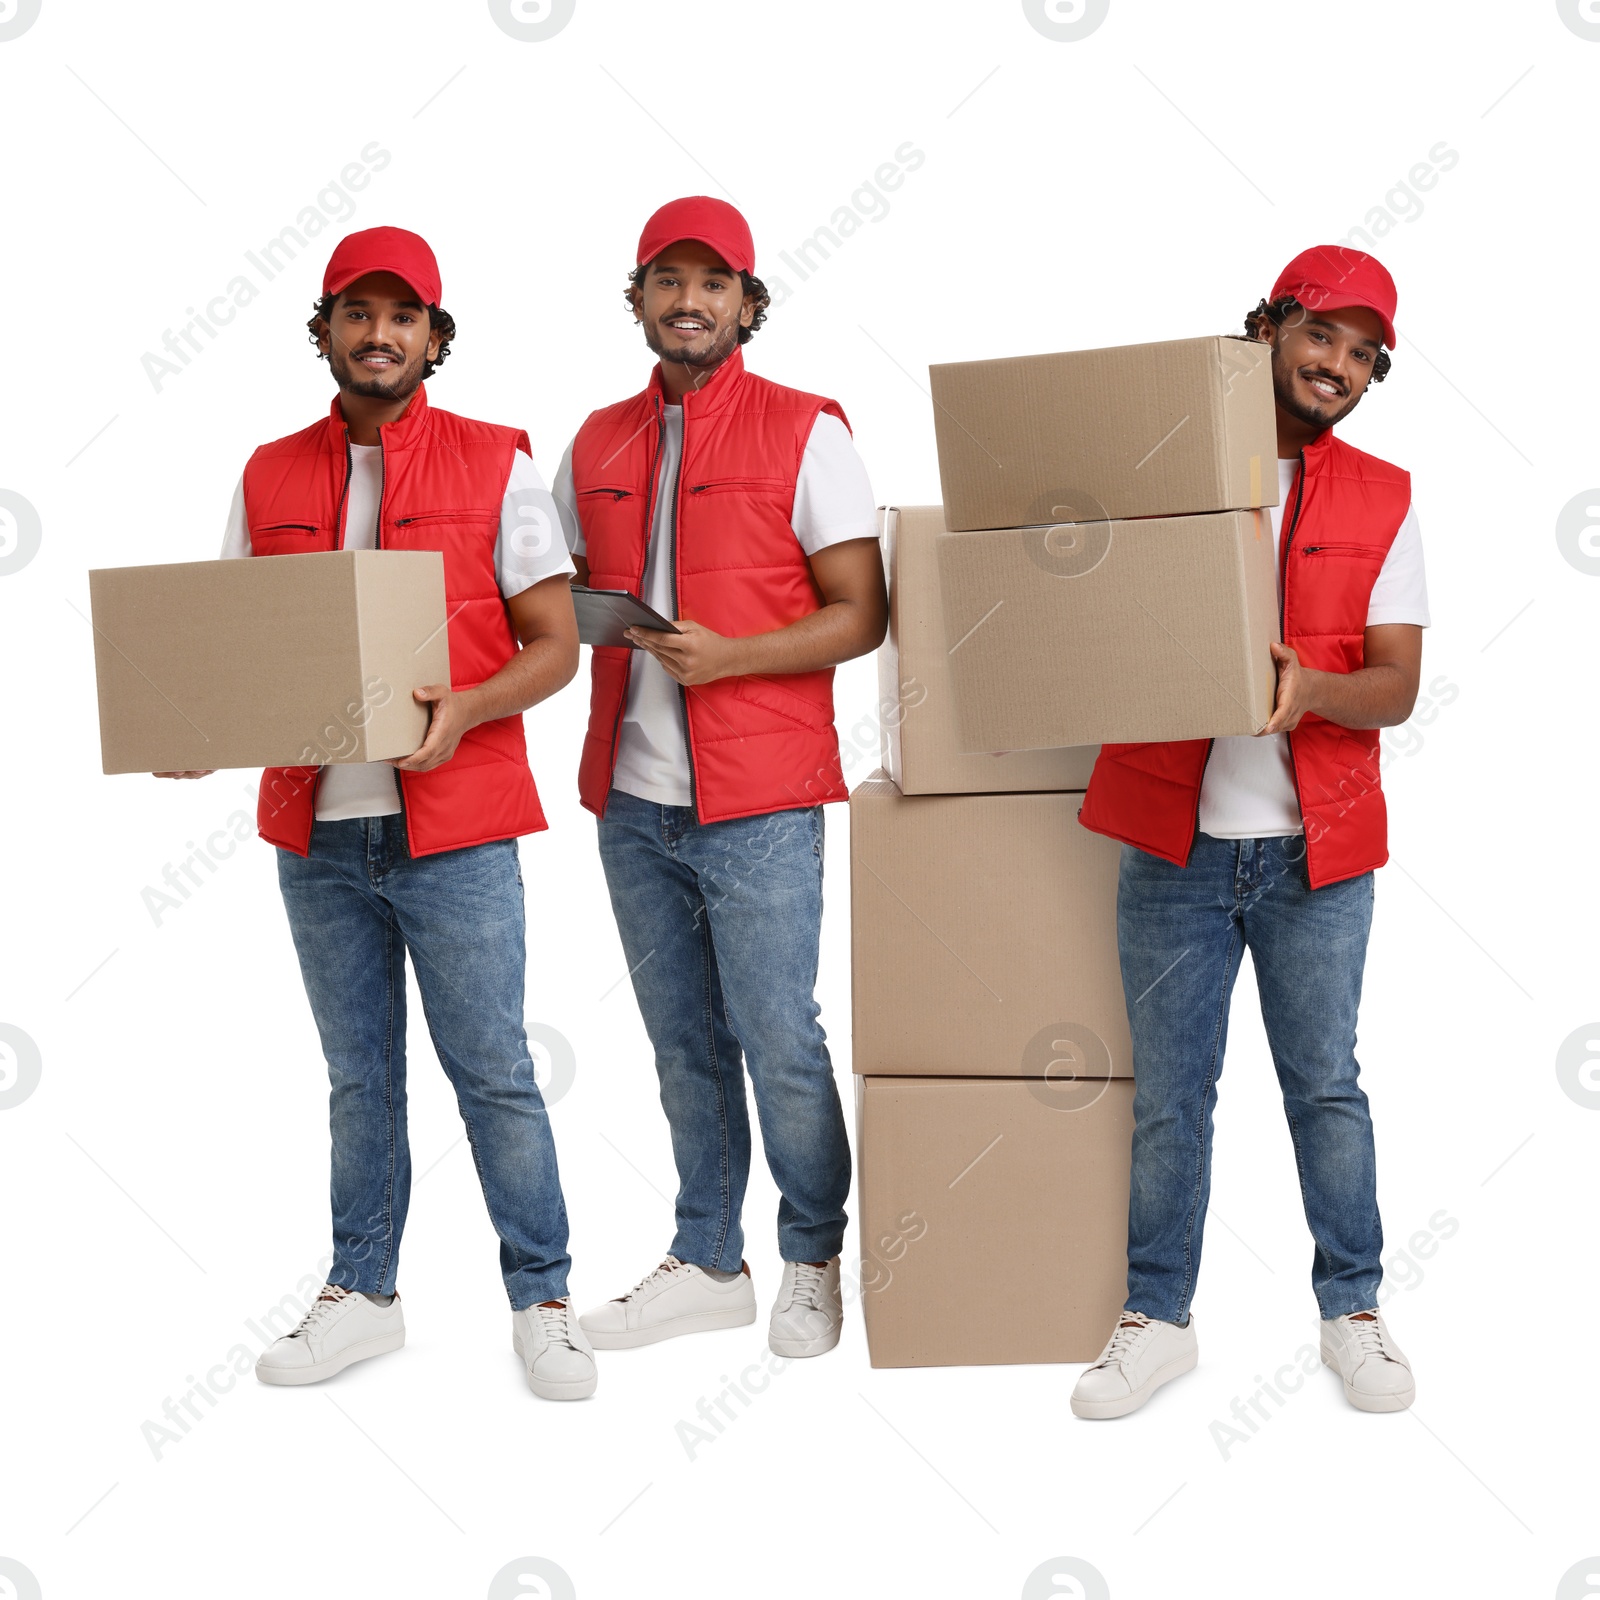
1299, 368, 1349, 398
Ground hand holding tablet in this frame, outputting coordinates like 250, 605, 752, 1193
570, 585, 683, 649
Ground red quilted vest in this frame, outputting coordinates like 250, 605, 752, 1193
571, 348, 850, 823
1079, 429, 1411, 889
242, 386, 547, 857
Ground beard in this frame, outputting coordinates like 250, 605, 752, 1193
642, 315, 741, 370
329, 344, 427, 403
1271, 349, 1362, 434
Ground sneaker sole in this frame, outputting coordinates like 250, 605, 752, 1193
1070, 1344, 1198, 1419
582, 1303, 757, 1349
254, 1327, 405, 1387
768, 1322, 842, 1359
1319, 1347, 1414, 1412
511, 1328, 598, 1401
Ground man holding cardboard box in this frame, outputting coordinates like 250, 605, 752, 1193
1073, 248, 1428, 1418
157, 227, 598, 1400
555, 197, 886, 1358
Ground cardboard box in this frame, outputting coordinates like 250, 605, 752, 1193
937, 510, 1279, 751
929, 335, 1277, 531
858, 1075, 1132, 1366
850, 774, 1131, 1078
89, 550, 450, 774
878, 506, 1098, 794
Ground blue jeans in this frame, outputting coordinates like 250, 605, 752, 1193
276, 816, 570, 1310
1117, 834, 1382, 1323
595, 790, 850, 1269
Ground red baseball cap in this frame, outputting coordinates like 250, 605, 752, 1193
1271, 245, 1397, 349
636, 196, 755, 275
323, 227, 442, 308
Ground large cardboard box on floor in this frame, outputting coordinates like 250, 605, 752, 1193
929, 335, 1278, 531
878, 505, 1098, 794
89, 550, 450, 774
851, 774, 1131, 1079
858, 1075, 1132, 1366
936, 509, 1279, 752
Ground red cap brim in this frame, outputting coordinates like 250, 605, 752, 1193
325, 263, 437, 306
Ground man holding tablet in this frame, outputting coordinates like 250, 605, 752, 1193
555, 196, 886, 1359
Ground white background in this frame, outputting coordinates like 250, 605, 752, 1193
0, 2, 1593, 1597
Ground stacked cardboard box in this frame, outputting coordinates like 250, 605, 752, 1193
854, 336, 1281, 1367
931, 335, 1282, 751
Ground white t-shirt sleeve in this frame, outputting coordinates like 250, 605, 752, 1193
1365, 503, 1430, 628
495, 449, 577, 599
221, 476, 250, 559
552, 439, 585, 559
791, 413, 878, 557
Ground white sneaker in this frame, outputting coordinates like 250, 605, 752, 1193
511, 1298, 598, 1401
768, 1259, 843, 1358
254, 1285, 405, 1386
1320, 1309, 1414, 1412
579, 1255, 756, 1349
1070, 1310, 1198, 1419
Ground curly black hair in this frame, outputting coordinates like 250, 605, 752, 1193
1245, 294, 1390, 384
307, 294, 456, 378
626, 264, 770, 345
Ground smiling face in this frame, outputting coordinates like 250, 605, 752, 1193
632, 240, 754, 375
316, 271, 441, 402
1262, 302, 1387, 443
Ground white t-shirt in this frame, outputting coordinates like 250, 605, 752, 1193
553, 409, 877, 807
1196, 456, 1431, 840
222, 445, 574, 820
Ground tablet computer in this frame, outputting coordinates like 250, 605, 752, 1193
570, 586, 682, 649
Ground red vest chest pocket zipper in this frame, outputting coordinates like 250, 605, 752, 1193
687, 478, 789, 495
388, 508, 499, 599
249, 520, 326, 555
392, 509, 497, 527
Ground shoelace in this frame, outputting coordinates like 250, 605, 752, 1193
1344, 1314, 1393, 1361
787, 1262, 828, 1310
288, 1284, 351, 1339
536, 1301, 579, 1350
619, 1256, 686, 1300
1092, 1312, 1153, 1369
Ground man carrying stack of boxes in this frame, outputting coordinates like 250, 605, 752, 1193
853, 247, 1426, 1417
1074, 248, 1427, 1419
